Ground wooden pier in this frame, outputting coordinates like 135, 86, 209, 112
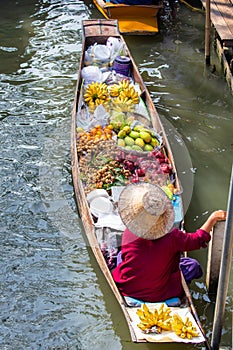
201, 0, 233, 93
204, 0, 233, 47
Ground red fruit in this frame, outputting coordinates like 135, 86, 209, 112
137, 168, 145, 176
160, 163, 172, 174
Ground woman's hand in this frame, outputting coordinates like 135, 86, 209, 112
208, 210, 227, 223
200, 210, 227, 233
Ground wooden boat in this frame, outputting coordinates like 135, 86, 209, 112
93, 0, 163, 34
71, 19, 209, 346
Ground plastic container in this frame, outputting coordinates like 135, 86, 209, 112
90, 197, 113, 217
172, 195, 183, 227
113, 56, 131, 76
86, 189, 109, 204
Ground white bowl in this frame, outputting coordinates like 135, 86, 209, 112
90, 197, 113, 217
86, 189, 109, 204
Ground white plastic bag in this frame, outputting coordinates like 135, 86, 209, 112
81, 66, 103, 84
106, 37, 126, 60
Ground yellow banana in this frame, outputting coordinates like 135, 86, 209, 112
171, 313, 199, 339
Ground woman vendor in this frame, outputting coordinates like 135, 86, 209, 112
112, 182, 227, 303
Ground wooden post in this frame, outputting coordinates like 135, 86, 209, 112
210, 164, 233, 349
205, 0, 211, 65
206, 221, 225, 295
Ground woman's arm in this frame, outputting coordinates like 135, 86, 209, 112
200, 210, 227, 234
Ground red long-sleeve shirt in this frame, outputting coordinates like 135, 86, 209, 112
112, 228, 211, 302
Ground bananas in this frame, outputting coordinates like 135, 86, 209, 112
84, 82, 110, 112
109, 79, 130, 97
83, 79, 139, 113
120, 85, 139, 104
171, 313, 199, 339
110, 79, 139, 112
136, 304, 200, 339
112, 95, 135, 113
137, 303, 172, 333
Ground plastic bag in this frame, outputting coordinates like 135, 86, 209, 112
87, 104, 110, 129
81, 66, 103, 84
84, 43, 111, 66
106, 37, 126, 60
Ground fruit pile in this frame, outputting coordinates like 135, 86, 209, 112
76, 124, 114, 155
110, 79, 139, 113
109, 111, 134, 130
171, 313, 199, 339
76, 124, 176, 193
83, 79, 139, 113
117, 124, 160, 153
109, 111, 161, 153
84, 82, 110, 112
136, 303, 200, 339
137, 303, 172, 333
77, 126, 132, 193
116, 148, 175, 188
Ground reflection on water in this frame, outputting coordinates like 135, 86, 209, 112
0, 0, 232, 349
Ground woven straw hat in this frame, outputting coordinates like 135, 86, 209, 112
118, 182, 174, 240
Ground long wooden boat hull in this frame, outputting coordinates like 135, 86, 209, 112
93, 0, 163, 34
71, 19, 208, 345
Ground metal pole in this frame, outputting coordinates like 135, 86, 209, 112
211, 164, 233, 349
205, 0, 211, 65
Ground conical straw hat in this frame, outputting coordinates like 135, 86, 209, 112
118, 182, 174, 240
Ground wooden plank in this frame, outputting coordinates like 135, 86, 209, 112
214, 0, 233, 29
214, 0, 233, 34
202, 0, 233, 46
206, 221, 226, 295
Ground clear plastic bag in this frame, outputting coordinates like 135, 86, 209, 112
81, 66, 103, 84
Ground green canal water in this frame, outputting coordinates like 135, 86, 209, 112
0, 1, 232, 349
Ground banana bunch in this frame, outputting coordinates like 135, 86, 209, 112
110, 79, 139, 113
136, 303, 172, 333
109, 79, 130, 97
120, 85, 139, 104
171, 313, 199, 339
112, 95, 136, 112
84, 82, 110, 112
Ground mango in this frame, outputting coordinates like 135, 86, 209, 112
118, 130, 126, 138
122, 125, 131, 134
133, 125, 145, 132
131, 145, 143, 152
144, 144, 154, 152
151, 137, 160, 147
135, 138, 145, 148
118, 139, 125, 147
139, 131, 152, 144
129, 130, 140, 139
124, 136, 135, 146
